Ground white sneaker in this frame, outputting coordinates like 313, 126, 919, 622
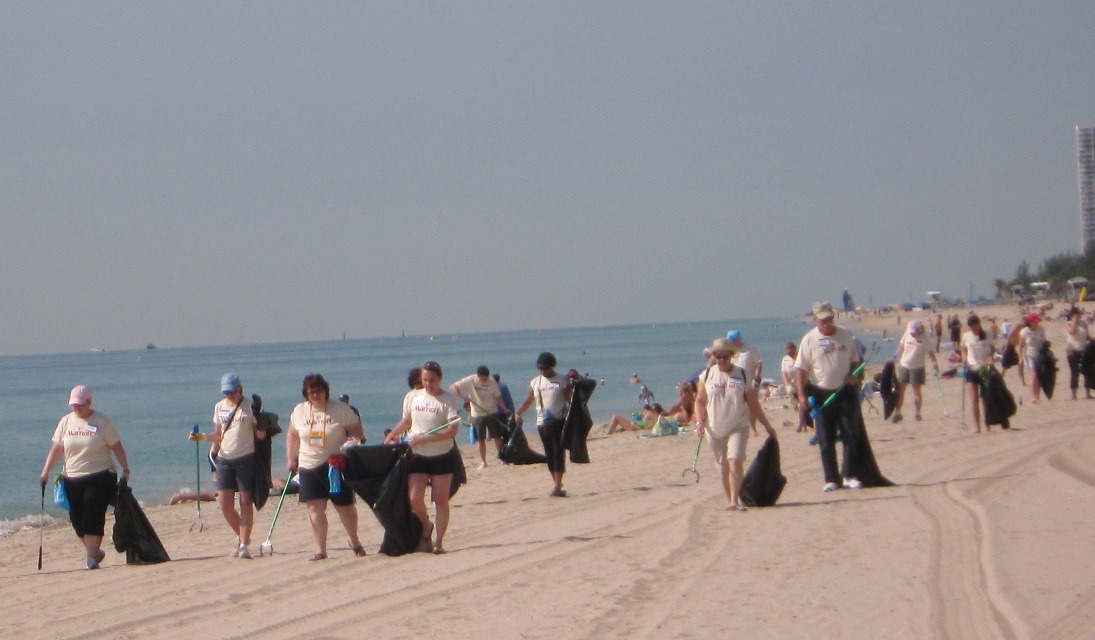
844, 477, 864, 490
231, 539, 240, 557
238, 544, 253, 559
476, 462, 487, 471
823, 482, 839, 492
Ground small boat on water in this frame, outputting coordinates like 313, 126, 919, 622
146, 343, 156, 350
89, 347, 105, 353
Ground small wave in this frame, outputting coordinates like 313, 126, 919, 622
0, 513, 62, 537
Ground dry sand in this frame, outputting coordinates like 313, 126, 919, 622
3, 302, 1093, 639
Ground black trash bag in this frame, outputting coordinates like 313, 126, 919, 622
561, 376, 598, 464
343, 444, 422, 556
112, 479, 170, 564
1084, 341, 1095, 390
740, 436, 786, 507
1036, 342, 1057, 400
250, 393, 282, 510
879, 360, 898, 420
498, 415, 547, 465
981, 367, 1016, 428
1001, 344, 1020, 369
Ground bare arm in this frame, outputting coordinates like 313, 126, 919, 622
109, 441, 131, 481
40, 441, 64, 487
286, 427, 300, 471
745, 389, 777, 439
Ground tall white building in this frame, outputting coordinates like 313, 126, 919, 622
1079, 126, 1095, 249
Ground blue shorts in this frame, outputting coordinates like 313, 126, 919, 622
215, 452, 256, 492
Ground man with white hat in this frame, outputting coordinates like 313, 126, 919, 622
794, 301, 863, 492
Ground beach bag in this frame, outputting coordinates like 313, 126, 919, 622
649, 416, 679, 437
53, 473, 70, 511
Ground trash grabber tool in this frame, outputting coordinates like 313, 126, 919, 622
37, 483, 45, 570
934, 372, 950, 417
682, 436, 702, 483
190, 424, 204, 532
809, 360, 869, 418
260, 470, 295, 556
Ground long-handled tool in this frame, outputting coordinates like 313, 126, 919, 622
809, 360, 869, 418
259, 470, 295, 556
190, 424, 204, 532
37, 483, 45, 570
934, 371, 950, 417
959, 369, 967, 429
682, 436, 702, 483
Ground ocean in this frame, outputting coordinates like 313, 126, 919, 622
1, 316, 817, 533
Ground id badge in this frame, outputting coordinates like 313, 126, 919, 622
309, 421, 326, 448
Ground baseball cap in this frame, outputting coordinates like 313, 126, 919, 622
812, 301, 835, 321
1026, 313, 1041, 325
68, 385, 92, 406
338, 394, 350, 402
726, 329, 742, 341
220, 372, 241, 393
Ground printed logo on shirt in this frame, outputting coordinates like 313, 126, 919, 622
68, 425, 98, 437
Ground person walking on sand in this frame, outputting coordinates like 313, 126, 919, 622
39, 385, 131, 570
794, 302, 864, 492
1019, 312, 1047, 403
933, 313, 944, 352
188, 373, 266, 559
286, 374, 367, 561
694, 338, 778, 511
450, 365, 508, 470
386, 361, 462, 554
514, 352, 574, 497
1065, 307, 1092, 400
960, 314, 996, 433
892, 321, 940, 423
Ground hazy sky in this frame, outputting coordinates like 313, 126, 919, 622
3, 3, 1092, 355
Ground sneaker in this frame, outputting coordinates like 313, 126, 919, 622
476, 461, 488, 472
86, 549, 106, 570
231, 538, 241, 557
823, 482, 840, 492
892, 412, 903, 424
844, 477, 864, 490
237, 544, 253, 559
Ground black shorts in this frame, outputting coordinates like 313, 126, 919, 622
215, 452, 256, 492
297, 463, 354, 506
473, 414, 505, 441
408, 447, 458, 476
63, 469, 117, 538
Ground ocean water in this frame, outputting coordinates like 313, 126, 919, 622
1, 316, 816, 532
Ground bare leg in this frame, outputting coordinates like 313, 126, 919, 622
305, 499, 329, 556
912, 384, 923, 417
408, 473, 432, 537
333, 503, 361, 550
728, 458, 745, 507
967, 382, 983, 432
429, 474, 453, 552
218, 489, 242, 540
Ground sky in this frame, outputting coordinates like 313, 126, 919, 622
2, 2, 1093, 356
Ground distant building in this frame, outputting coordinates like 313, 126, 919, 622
1078, 126, 1095, 249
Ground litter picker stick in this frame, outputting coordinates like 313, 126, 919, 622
259, 470, 295, 556
37, 483, 45, 571
809, 360, 869, 418
682, 436, 702, 483
959, 369, 967, 429
934, 371, 950, 417
190, 424, 204, 532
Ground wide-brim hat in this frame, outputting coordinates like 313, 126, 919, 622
708, 337, 737, 355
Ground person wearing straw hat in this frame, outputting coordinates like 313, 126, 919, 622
39, 385, 131, 569
794, 301, 863, 492
693, 338, 777, 511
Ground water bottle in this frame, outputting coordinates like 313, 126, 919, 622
328, 464, 342, 494
469, 425, 477, 445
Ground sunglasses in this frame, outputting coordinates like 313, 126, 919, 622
713, 354, 732, 360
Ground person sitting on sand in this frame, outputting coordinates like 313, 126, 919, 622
662, 381, 697, 424
605, 403, 666, 434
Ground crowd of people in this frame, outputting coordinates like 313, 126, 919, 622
40, 299, 1086, 569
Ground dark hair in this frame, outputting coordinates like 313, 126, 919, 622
422, 361, 443, 378
301, 373, 330, 400
536, 352, 557, 368
407, 367, 422, 390
966, 315, 986, 340
492, 373, 501, 382
476, 365, 490, 377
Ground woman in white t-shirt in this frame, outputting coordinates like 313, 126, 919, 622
893, 321, 940, 423
514, 352, 574, 498
1065, 307, 1092, 400
39, 385, 131, 570
1018, 313, 1047, 404
959, 315, 995, 433
386, 361, 462, 554
693, 338, 778, 511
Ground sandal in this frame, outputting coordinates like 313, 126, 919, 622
309, 553, 327, 561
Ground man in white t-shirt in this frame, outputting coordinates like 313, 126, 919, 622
794, 301, 863, 493
450, 365, 508, 470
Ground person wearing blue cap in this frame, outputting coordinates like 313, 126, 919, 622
727, 330, 763, 435
190, 373, 266, 559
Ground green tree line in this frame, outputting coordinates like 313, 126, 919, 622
995, 242, 1095, 297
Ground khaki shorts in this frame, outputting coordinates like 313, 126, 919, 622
896, 366, 926, 385
705, 422, 749, 466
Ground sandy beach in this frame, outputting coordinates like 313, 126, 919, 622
4, 302, 1093, 640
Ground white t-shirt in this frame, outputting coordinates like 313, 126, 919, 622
961, 330, 995, 367
452, 374, 502, 418
1066, 320, 1089, 352
732, 344, 763, 378
529, 374, 568, 425
794, 326, 858, 390
898, 331, 933, 370
290, 400, 361, 470
52, 410, 121, 478
700, 365, 750, 438
212, 397, 256, 459
1020, 326, 1046, 357
401, 390, 462, 457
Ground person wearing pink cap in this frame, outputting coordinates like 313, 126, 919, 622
39, 385, 131, 569
1019, 312, 1048, 403
892, 320, 940, 422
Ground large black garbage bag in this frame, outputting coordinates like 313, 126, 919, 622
499, 416, 547, 465
830, 386, 894, 488
879, 360, 898, 420
1084, 342, 1095, 390
740, 436, 786, 507
981, 368, 1016, 428
112, 479, 170, 564
343, 445, 421, 556
562, 376, 598, 464
1036, 342, 1057, 400
250, 394, 281, 510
